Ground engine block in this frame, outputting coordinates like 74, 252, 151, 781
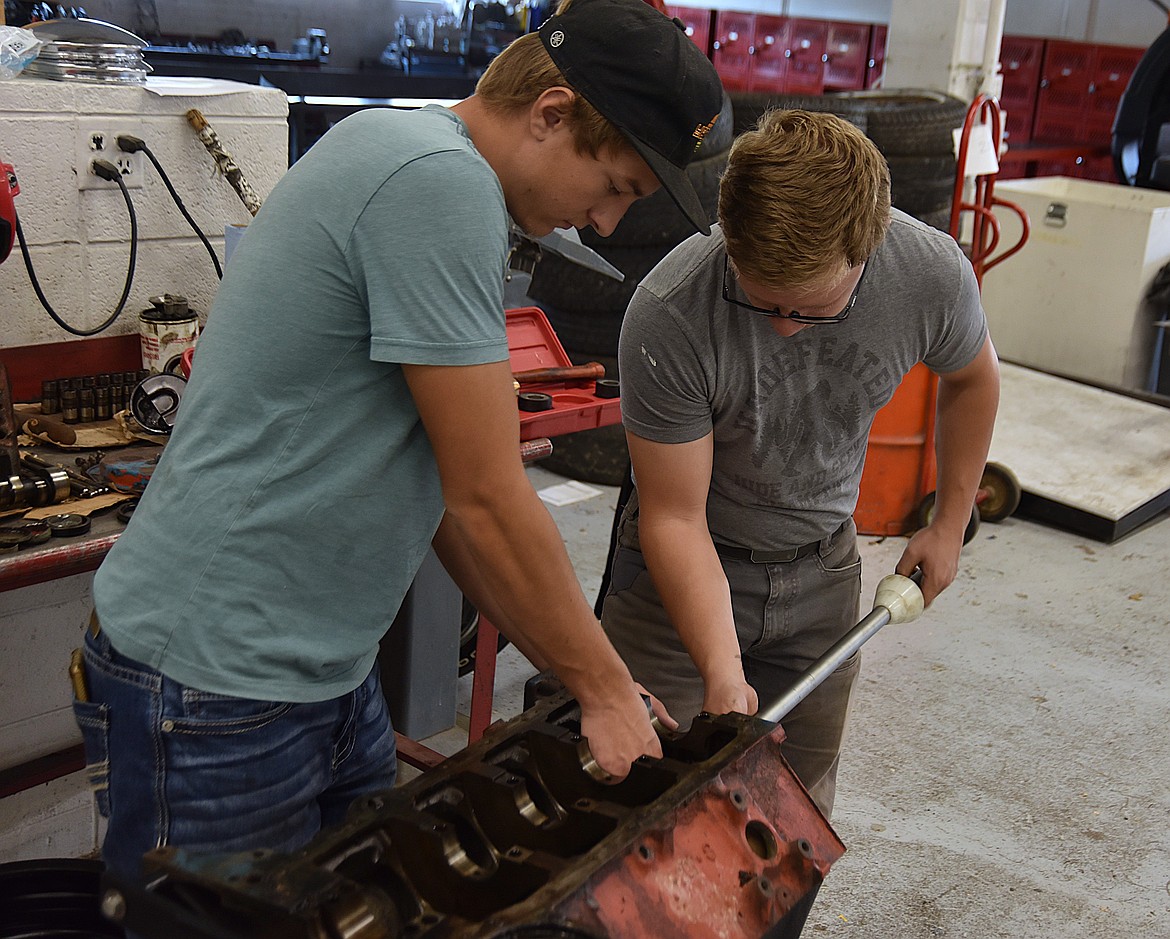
108, 694, 844, 939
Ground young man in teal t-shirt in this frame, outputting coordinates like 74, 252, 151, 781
80, 0, 724, 885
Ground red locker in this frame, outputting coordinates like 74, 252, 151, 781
823, 21, 871, 91
999, 35, 1043, 144
748, 15, 791, 93
786, 18, 828, 95
1034, 40, 1144, 145
865, 23, 887, 89
666, 5, 712, 57
1079, 154, 1118, 181
1034, 38, 1095, 140
712, 10, 755, 91
1084, 45, 1144, 144
1030, 112, 1084, 145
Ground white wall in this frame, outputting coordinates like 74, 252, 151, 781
0, 76, 287, 863
0, 78, 288, 348
1005, 0, 1167, 46
0, 574, 100, 859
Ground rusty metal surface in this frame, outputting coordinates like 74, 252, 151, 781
112, 694, 844, 939
0, 529, 119, 591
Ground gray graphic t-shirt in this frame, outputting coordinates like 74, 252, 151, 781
618, 212, 988, 550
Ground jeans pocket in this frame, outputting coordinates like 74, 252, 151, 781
173, 688, 294, 735
608, 545, 648, 596
817, 552, 862, 577
71, 699, 112, 818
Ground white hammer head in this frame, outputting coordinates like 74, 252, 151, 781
874, 573, 925, 625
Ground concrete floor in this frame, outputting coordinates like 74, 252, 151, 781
427, 463, 1170, 938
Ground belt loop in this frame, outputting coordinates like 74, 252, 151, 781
820, 520, 844, 554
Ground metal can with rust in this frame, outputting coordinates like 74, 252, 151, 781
139, 294, 199, 374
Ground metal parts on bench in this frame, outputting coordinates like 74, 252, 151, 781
129, 372, 186, 434
103, 695, 843, 939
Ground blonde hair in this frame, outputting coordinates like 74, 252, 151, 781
718, 109, 891, 288
473, 16, 630, 159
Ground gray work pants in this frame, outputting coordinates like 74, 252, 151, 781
600, 495, 862, 819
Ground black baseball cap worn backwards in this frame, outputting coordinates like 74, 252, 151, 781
538, 0, 724, 235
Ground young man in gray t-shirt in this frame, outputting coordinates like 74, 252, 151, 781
602, 110, 1001, 817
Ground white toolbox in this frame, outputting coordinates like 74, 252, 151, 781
981, 175, 1170, 392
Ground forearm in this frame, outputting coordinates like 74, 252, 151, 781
932, 346, 1001, 533
404, 360, 656, 775
439, 472, 637, 707
638, 514, 742, 689
431, 513, 548, 670
898, 341, 1000, 603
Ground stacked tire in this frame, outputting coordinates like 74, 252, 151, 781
0, 858, 124, 938
833, 89, 969, 231
733, 89, 968, 232
525, 91, 735, 486
727, 90, 872, 137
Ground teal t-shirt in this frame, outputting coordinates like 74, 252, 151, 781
93, 106, 511, 701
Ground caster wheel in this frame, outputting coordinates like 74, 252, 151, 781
915, 491, 981, 545
976, 461, 1022, 522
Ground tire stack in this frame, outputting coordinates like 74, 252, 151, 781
727, 90, 872, 137
833, 89, 969, 232
525, 91, 735, 486
734, 89, 968, 232
0, 858, 124, 938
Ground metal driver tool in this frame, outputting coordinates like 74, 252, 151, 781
759, 569, 925, 724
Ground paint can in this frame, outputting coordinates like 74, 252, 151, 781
139, 294, 198, 373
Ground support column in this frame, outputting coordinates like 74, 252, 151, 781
885, 0, 1007, 101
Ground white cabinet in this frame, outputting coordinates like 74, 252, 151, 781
981, 176, 1170, 392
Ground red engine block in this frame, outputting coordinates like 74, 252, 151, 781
109, 694, 844, 939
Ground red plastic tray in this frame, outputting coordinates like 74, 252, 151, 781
506, 307, 621, 440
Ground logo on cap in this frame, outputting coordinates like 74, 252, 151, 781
690, 112, 720, 152
549, 30, 565, 47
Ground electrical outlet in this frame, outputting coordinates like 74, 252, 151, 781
75, 121, 144, 190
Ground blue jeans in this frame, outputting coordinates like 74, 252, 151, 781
72, 627, 397, 883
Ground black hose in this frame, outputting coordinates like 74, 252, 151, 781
1150, 0, 1170, 17
15, 160, 138, 337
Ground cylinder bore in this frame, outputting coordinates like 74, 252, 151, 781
744, 819, 779, 860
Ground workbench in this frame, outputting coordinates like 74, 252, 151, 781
0, 464, 132, 803
0, 504, 123, 594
